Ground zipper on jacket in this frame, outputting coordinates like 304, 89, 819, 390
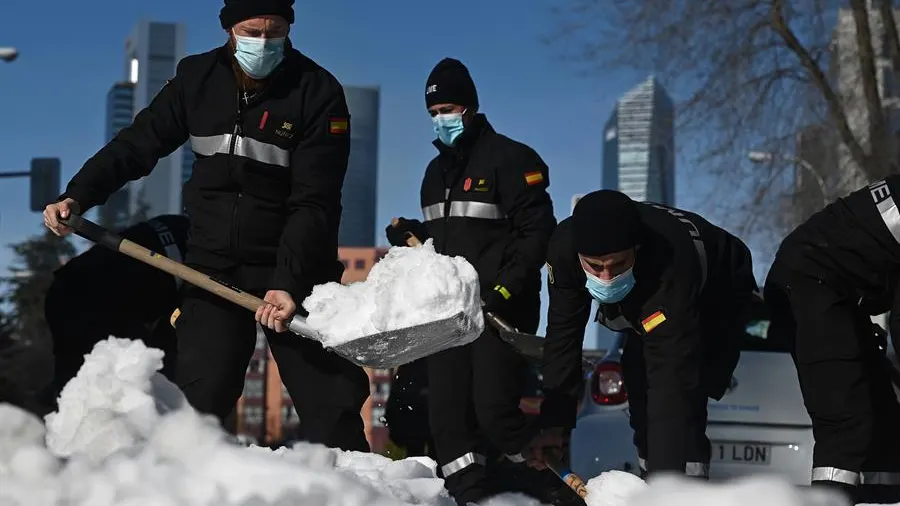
229, 90, 243, 256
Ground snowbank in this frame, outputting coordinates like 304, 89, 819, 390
0, 337, 873, 506
302, 239, 484, 347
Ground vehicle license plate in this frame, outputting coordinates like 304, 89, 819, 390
712, 442, 771, 465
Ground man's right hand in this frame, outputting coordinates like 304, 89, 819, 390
43, 198, 80, 237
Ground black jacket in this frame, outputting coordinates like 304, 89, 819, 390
541, 202, 757, 473
773, 175, 900, 307
420, 114, 556, 330
60, 43, 351, 298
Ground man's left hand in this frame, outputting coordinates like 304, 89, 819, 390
256, 290, 296, 333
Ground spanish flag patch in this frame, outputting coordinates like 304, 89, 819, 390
524, 170, 544, 186
641, 311, 667, 333
329, 117, 349, 135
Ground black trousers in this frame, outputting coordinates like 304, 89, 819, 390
427, 324, 534, 505
622, 333, 712, 477
766, 266, 900, 503
173, 268, 370, 452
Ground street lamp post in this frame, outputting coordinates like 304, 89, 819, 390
747, 151, 828, 205
0, 47, 19, 63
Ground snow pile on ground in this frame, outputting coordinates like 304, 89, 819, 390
44, 338, 189, 463
0, 337, 875, 506
303, 239, 484, 346
611, 473, 851, 506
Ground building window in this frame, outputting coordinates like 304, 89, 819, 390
354, 259, 366, 270
244, 405, 263, 425
372, 406, 386, 426
244, 378, 264, 398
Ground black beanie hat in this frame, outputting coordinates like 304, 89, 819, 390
220, 0, 295, 29
573, 190, 642, 256
425, 58, 479, 110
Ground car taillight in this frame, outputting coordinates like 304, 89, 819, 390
591, 362, 627, 405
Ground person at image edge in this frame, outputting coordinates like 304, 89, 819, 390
765, 175, 900, 504
387, 58, 557, 505
43, 0, 371, 451
527, 190, 758, 483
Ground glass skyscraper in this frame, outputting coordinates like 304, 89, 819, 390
602, 76, 675, 205
122, 21, 188, 220
98, 82, 135, 230
339, 86, 380, 247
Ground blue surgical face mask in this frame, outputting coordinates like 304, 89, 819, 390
584, 267, 636, 304
233, 31, 285, 79
432, 111, 466, 146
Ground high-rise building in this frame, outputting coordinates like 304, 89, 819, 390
122, 21, 188, 220
339, 86, 380, 247
602, 76, 676, 205
98, 82, 135, 230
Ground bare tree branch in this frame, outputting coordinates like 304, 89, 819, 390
849, 0, 890, 176
546, 0, 897, 243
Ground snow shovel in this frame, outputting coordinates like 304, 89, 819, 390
392, 222, 589, 369
57, 213, 478, 369
393, 221, 533, 351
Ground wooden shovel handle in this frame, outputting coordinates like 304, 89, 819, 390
60, 213, 267, 313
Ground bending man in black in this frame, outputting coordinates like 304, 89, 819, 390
528, 190, 757, 478
765, 176, 900, 503
45, 214, 188, 403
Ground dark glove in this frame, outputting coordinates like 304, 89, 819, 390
481, 285, 510, 313
385, 218, 428, 247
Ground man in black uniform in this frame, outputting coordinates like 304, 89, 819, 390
386, 58, 556, 505
44, 214, 188, 403
43, 0, 370, 452
765, 176, 900, 503
527, 190, 757, 479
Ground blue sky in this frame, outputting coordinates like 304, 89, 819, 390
0, 0, 718, 348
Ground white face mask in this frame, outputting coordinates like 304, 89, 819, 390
232, 30, 286, 79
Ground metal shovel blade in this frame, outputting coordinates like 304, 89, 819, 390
326, 311, 479, 369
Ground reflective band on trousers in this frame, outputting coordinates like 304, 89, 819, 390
637, 458, 709, 477
190, 134, 290, 168
812, 467, 859, 485
862, 471, 900, 485
506, 453, 526, 463
421, 201, 505, 221
441, 452, 486, 477
869, 179, 900, 245
147, 218, 183, 289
